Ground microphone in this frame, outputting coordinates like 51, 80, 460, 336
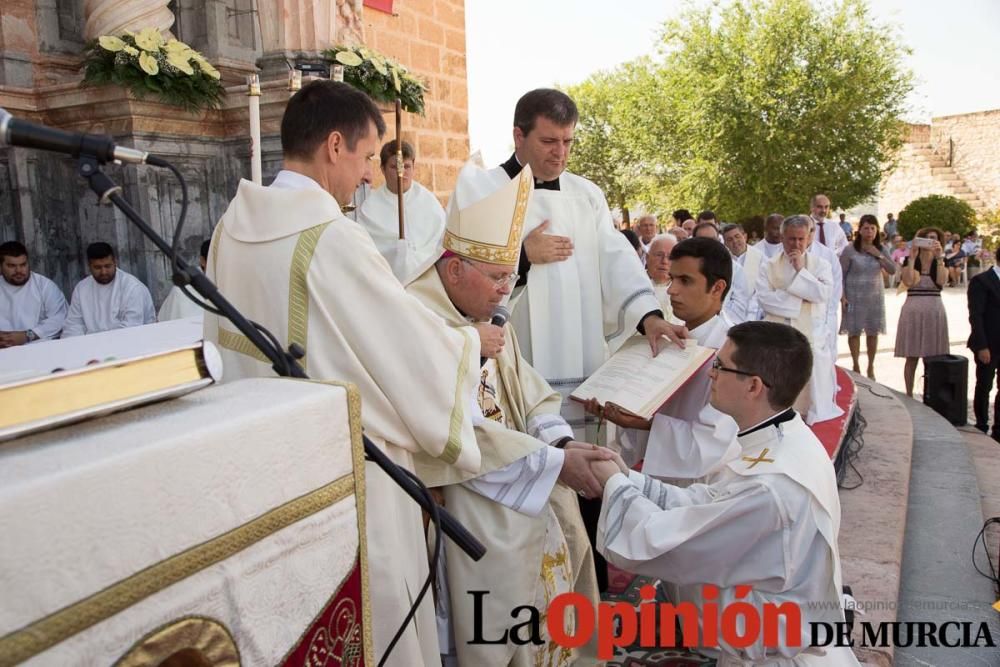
480, 305, 511, 366
0, 107, 157, 165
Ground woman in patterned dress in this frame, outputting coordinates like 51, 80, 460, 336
840, 215, 897, 380
894, 227, 949, 397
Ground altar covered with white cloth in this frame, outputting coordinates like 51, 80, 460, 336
0, 378, 372, 666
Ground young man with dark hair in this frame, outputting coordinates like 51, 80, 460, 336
591, 321, 858, 666
358, 139, 446, 282
62, 242, 155, 337
671, 208, 692, 226
588, 238, 740, 483
0, 240, 67, 346
755, 212, 785, 259
696, 209, 717, 224
204, 80, 485, 666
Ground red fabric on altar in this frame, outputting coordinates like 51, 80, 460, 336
281, 554, 368, 666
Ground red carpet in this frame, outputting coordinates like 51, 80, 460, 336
809, 366, 857, 459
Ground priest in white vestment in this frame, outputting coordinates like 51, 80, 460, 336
62, 242, 155, 337
586, 238, 740, 481
157, 239, 210, 322
645, 233, 677, 321
491, 89, 685, 442
636, 214, 658, 265
358, 140, 446, 283
754, 213, 785, 260
202, 81, 484, 667
407, 160, 604, 666
807, 220, 844, 359
593, 322, 859, 666
723, 223, 764, 321
756, 216, 843, 425
0, 241, 67, 346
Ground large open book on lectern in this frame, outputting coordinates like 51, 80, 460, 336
570, 337, 715, 419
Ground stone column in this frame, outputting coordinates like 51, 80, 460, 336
83, 0, 174, 41
256, 0, 363, 77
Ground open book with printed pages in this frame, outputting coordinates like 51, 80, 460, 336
0, 341, 223, 443
569, 337, 716, 419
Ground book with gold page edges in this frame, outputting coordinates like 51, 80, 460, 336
0, 341, 223, 442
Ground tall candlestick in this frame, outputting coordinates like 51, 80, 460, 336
247, 74, 262, 185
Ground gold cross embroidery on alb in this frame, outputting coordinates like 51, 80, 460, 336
742, 448, 775, 469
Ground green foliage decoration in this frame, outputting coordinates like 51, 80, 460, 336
897, 194, 977, 240
82, 29, 224, 113
323, 45, 427, 115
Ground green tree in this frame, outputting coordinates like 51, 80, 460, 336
565, 59, 670, 223
566, 0, 913, 221
897, 194, 977, 240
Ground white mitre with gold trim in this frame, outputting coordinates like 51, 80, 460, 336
442, 157, 533, 265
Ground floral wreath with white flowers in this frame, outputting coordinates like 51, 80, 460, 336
323, 45, 427, 115
82, 28, 225, 113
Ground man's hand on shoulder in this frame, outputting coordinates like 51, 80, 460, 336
523, 220, 573, 264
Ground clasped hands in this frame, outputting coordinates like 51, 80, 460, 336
557, 441, 629, 499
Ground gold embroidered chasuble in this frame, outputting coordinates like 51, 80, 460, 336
407, 266, 601, 666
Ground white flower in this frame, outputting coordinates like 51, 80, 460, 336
167, 51, 194, 75
335, 50, 363, 67
134, 27, 164, 52
138, 51, 159, 75
98, 35, 126, 52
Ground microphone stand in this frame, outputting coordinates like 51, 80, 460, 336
77, 155, 486, 562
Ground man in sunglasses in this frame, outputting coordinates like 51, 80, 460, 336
592, 322, 859, 665
408, 159, 606, 666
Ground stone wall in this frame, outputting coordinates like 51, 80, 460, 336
879, 111, 1000, 220
0, 0, 470, 305
363, 0, 469, 200
930, 110, 1000, 211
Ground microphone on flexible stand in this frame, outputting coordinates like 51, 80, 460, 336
480, 305, 511, 367
0, 107, 162, 166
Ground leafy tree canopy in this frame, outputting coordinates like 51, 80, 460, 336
898, 194, 977, 240
566, 0, 913, 222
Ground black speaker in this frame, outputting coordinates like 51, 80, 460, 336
923, 354, 968, 425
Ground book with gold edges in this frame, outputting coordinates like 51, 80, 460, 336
0, 341, 223, 442
570, 337, 715, 419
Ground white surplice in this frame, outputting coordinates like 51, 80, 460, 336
62, 270, 156, 337
755, 239, 783, 260
736, 245, 765, 320
618, 313, 740, 480
491, 165, 660, 440
358, 181, 446, 283
723, 258, 754, 324
157, 285, 206, 322
756, 252, 843, 425
204, 170, 483, 667
0, 272, 67, 340
808, 241, 843, 358
598, 412, 859, 666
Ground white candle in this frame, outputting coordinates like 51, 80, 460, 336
247, 74, 262, 185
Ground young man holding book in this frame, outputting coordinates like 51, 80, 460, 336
591, 322, 859, 666
587, 237, 740, 482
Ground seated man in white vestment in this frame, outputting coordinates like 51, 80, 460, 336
754, 213, 785, 260
586, 238, 739, 481
645, 233, 677, 321
62, 242, 155, 337
203, 81, 485, 667
694, 222, 754, 324
407, 160, 606, 666
358, 139, 446, 283
756, 215, 843, 425
592, 322, 860, 666
0, 240, 67, 346
722, 222, 764, 321
157, 238, 210, 322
